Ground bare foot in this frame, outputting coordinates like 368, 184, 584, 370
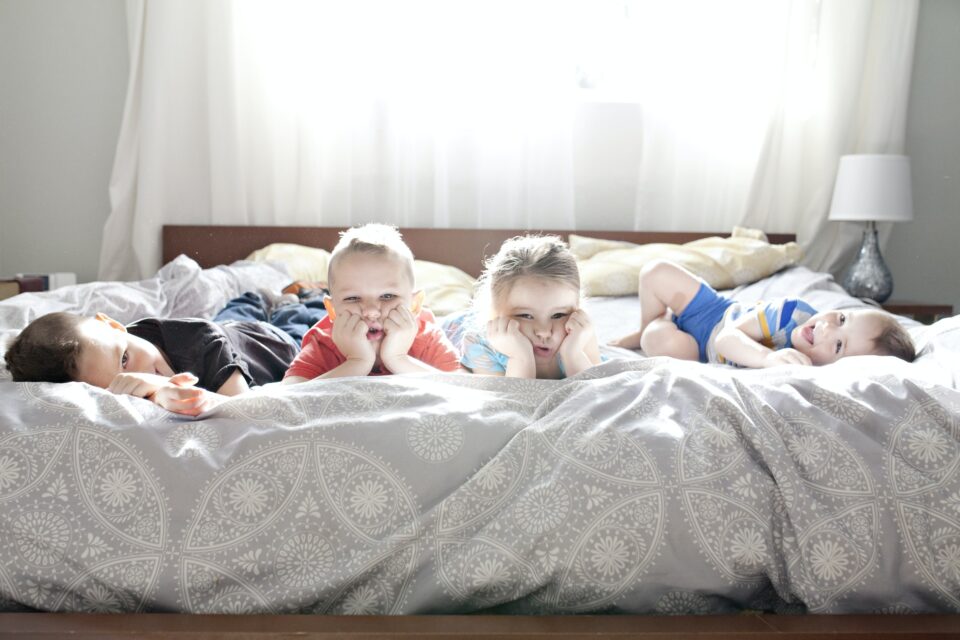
609, 330, 643, 350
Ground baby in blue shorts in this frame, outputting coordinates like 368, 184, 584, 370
610, 260, 915, 368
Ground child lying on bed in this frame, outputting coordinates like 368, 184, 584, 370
281, 223, 460, 382
3, 293, 327, 415
610, 259, 915, 367
444, 234, 602, 379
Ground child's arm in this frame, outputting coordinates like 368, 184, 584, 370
483, 317, 536, 378
379, 305, 430, 373
107, 372, 194, 399
107, 372, 227, 416
322, 311, 377, 378
284, 356, 375, 382
459, 320, 534, 377
281, 358, 374, 384
152, 383, 226, 416
715, 314, 812, 368
284, 311, 375, 383
382, 307, 463, 374
215, 369, 251, 395
383, 356, 441, 374
380, 305, 468, 374
560, 309, 602, 376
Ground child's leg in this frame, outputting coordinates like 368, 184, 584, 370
640, 317, 699, 360
611, 260, 704, 349
213, 292, 270, 324
268, 298, 328, 345
638, 260, 703, 326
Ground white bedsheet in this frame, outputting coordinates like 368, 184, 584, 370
0, 255, 289, 357
0, 260, 958, 614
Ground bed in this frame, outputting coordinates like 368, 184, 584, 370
0, 225, 958, 639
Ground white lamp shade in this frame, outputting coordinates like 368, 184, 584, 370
828, 154, 914, 222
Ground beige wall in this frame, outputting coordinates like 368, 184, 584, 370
887, 0, 960, 313
1, 0, 957, 316
0, 0, 127, 283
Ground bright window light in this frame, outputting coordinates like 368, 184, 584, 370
233, 0, 820, 157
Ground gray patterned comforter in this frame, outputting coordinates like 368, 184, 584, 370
0, 259, 958, 614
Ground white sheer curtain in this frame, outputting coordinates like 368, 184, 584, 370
100, 0, 917, 280
101, 0, 578, 280
742, 0, 918, 273
584, 0, 917, 271
598, 1, 806, 232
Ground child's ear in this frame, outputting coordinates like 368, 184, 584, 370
94, 312, 127, 332
322, 295, 337, 321
410, 290, 425, 315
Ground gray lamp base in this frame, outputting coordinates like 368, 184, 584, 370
841, 221, 893, 303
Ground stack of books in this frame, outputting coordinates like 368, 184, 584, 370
0, 272, 77, 301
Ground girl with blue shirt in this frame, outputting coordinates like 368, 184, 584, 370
446, 235, 602, 379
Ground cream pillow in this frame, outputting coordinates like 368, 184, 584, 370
568, 226, 772, 261
412, 260, 477, 317
246, 243, 330, 281
568, 234, 638, 260
574, 231, 803, 297
245, 243, 475, 316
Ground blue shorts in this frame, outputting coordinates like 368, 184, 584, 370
672, 283, 734, 363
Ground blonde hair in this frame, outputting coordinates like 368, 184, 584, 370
475, 235, 580, 318
328, 223, 415, 287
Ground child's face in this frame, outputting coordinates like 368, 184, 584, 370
495, 276, 580, 362
326, 251, 419, 345
74, 316, 175, 388
790, 309, 884, 365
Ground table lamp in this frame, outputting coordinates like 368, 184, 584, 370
827, 154, 913, 303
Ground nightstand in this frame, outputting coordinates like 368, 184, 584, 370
881, 301, 954, 324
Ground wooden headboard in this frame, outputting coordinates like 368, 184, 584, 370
163, 225, 796, 278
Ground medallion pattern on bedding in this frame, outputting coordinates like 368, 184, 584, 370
1, 258, 959, 614
1, 358, 959, 614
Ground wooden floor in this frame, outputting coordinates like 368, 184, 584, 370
1, 613, 959, 640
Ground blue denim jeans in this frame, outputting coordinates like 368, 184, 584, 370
213, 292, 327, 347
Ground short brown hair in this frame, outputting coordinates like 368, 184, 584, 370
327, 223, 415, 288
872, 313, 916, 362
4, 312, 87, 382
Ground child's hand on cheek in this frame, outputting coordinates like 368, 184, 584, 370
558, 310, 602, 376
487, 317, 533, 362
559, 309, 594, 358
331, 310, 377, 366
380, 305, 418, 365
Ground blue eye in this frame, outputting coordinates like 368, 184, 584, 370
121, 351, 129, 368
515, 313, 533, 320
381, 293, 396, 300
551, 312, 569, 320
